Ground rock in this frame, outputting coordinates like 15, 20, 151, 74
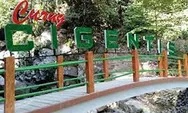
58, 44, 71, 54
15, 80, 29, 95
64, 66, 78, 77
0, 41, 5, 46
0, 76, 29, 95
36, 31, 52, 48
107, 54, 132, 72
15, 48, 56, 84
78, 55, 103, 79
78, 56, 85, 77
38, 48, 54, 56
96, 103, 126, 113
0, 61, 3, 68
95, 88, 188, 113
63, 75, 83, 86
0, 51, 32, 68
140, 61, 158, 77
0, 51, 10, 59
175, 88, 188, 113
87, 110, 97, 113
118, 100, 146, 113
97, 106, 108, 112
0, 76, 3, 86
12, 51, 32, 58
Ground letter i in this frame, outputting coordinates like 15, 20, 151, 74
50, 24, 58, 49
157, 39, 162, 54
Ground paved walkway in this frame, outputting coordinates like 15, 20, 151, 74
1, 76, 186, 113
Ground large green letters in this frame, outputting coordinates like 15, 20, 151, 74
74, 27, 93, 49
157, 39, 162, 54
127, 33, 139, 49
5, 24, 34, 51
143, 36, 154, 52
104, 30, 119, 49
167, 42, 176, 56
50, 24, 58, 49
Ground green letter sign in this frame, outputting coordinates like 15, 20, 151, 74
50, 24, 58, 49
157, 39, 162, 54
74, 27, 93, 49
5, 24, 34, 51
143, 36, 154, 52
104, 30, 119, 49
167, 42, 176, 56
127, 33, 139, 49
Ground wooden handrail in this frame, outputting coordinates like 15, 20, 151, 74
85, 51, 95, 93
2, 50, 187, 113
162, 50, 168, 77
103, 53, 109, 81
57, 56, 64, 88
132, 50, 139, 82
178, 60, 182, 77
158, 56, 163, 77
4, 57, 15, 113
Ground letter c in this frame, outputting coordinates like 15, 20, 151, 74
12, 0, 29, 24
5, 24, 34, 51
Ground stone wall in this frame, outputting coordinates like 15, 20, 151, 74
93, 88, 188, 113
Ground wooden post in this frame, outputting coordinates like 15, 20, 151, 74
4, 57, 15, 113
103, 53, 109, 80
57, 56, 64, 88
158, 56, 163, 77
132, 50, 139, 82
162, 50, 168, 77
178, 60, 182, 77
183, 54, 188, 77
85, 51, 95, 93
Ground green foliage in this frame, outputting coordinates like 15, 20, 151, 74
65, 0, 100, 28
0, 0, 16, 28
138, 0, 188, 13
123, 4, 150, 33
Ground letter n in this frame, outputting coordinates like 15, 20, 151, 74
127, 33, 139, 49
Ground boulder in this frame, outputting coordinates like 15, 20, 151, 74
64, 66, 78, 77
0, 76, 3, 86
140, 61, 158, 77
95, 89, 188, 113
0, 76, 29, 95
0, 50, 10, 59
36, 31, 52, 48
175, 88, 188, 113
0, 60, 3, 68
16, 48, 56, 84
58, 44, 71, 54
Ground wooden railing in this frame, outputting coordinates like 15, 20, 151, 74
0, 50, 187, 113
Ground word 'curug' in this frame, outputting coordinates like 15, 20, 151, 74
12, 0, 65, 28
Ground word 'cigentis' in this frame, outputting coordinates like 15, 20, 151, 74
5, 24, 176, 56
12, 0, 65, 28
